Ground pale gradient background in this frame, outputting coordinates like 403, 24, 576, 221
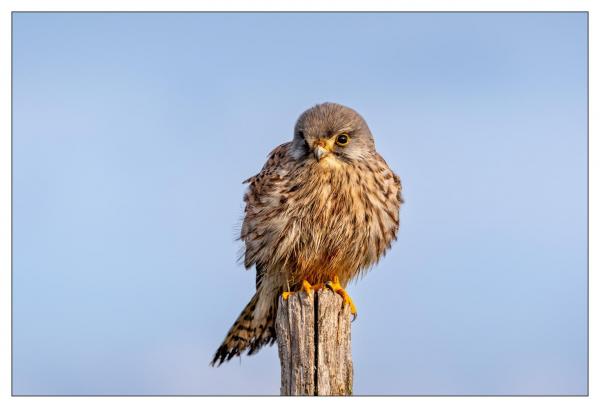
12, 12, 587, 395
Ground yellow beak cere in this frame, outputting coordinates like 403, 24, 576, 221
313, 138, 336, 161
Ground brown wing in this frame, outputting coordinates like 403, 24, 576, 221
374, 152, 404, 205
240, 143, 292, 287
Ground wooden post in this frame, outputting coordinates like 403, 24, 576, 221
275, 288, 353, 396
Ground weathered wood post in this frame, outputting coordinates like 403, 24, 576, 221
275, 288, 353, 396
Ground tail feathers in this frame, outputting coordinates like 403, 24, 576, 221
210, 293, 276, 367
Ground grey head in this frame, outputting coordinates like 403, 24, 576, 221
290, 102, 376, 163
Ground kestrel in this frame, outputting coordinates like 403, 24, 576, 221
211, 102, 403, 366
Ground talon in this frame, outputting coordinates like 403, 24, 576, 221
325, 275, 358, 319
282, 291, 293, 301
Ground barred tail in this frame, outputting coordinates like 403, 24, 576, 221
210, 293, 276, 367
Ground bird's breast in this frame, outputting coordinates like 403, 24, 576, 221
265, 164, 400, 287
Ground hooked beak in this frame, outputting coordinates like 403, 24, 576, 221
314, 145, 329, 161
313, 139, 333, 161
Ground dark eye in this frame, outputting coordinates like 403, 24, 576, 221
335, 133, 350, 146
298, 131, 305, 139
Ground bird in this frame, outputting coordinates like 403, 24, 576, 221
211, 102, 403, 366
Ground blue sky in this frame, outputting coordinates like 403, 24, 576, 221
12, 12, 587, 395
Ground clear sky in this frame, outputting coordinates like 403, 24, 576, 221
12, 12, 587, 395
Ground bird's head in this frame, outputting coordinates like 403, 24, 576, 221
290, 103, 376, 165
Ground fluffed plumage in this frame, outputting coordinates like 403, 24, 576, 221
211, 102, 403, 366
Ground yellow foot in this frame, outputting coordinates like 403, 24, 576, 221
281, 279, 325, 300
282, 280, 317, 301
301, 280, 327, 294
311, 282, 325, 292
302, 280, 313, 294
326, 276, 358, 321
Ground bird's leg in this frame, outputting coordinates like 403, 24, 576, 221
282, 280, 292, 300
282, 280, 315, 300
302, 280, 313, 294
326, 276, 358, 320
303, 280, 327, 293
311, 283, 325, 292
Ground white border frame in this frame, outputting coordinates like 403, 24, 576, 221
1, 1, 595, 407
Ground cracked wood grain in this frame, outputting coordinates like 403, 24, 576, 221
275, 289, 353, 396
